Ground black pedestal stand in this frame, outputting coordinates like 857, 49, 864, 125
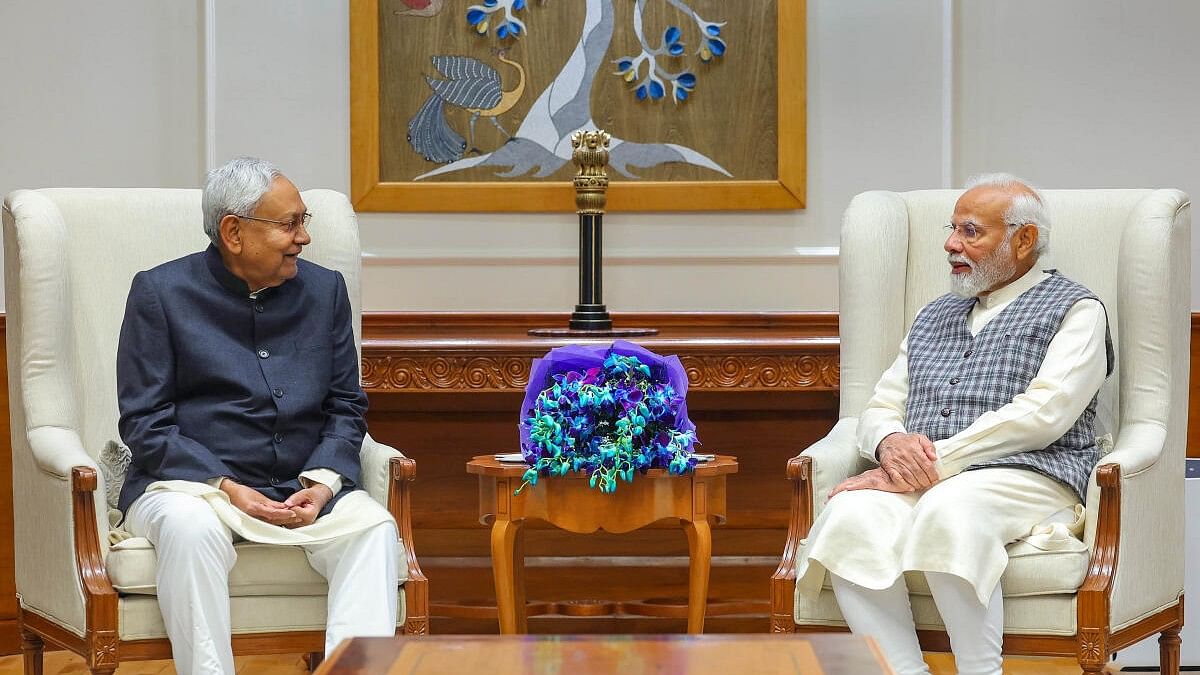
529, 130, 656, 338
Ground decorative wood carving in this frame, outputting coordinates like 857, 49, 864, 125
362, 356, 530, 391
679, 355, 839, 390
359, 312, 841, 394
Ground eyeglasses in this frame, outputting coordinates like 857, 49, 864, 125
944, 221, 1021, 243
236, 211, 312, 234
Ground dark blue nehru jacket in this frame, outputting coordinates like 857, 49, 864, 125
116, 244, 368, 516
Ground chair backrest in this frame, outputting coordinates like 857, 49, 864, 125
837, 187, 1190, 532
2, 187, 362, 470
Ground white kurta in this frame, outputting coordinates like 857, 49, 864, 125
797, 265, 1109, 604
144, 481, 394, 545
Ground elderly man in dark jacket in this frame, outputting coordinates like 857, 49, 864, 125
117, 157, 398, 675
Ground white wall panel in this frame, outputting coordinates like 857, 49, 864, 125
955, 0, 1200, 303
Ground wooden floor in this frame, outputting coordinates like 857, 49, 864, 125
0, 651, 1124, 674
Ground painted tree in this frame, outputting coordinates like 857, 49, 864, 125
414, 0, 731, 180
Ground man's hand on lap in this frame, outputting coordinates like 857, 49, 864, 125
829, 467, 914, 499
219, 479, 303, 527
284, 485, 334, 528
875, 432, 939, 490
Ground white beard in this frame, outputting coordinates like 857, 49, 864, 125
948, 236, 1015, 298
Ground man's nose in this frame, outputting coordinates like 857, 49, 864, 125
944, 232, 963, 254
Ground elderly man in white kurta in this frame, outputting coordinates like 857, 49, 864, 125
795, 174, 1112, 675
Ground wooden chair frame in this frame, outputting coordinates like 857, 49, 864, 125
18, 456, 428, 675
769, 456, 1184, 674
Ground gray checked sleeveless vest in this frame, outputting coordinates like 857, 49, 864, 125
906, 271, 1114, 500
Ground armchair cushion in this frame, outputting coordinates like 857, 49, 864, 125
106, 536, 410, 596
118, 593, 409, 641
797, 533, 1088, 600
795, 589, 1079, 636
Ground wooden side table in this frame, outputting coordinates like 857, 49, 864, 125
467, 455, 738, 635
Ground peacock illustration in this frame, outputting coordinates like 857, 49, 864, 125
407, 50, 527, 164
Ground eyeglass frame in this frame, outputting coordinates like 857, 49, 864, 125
944, 220, 1029, 243
233, 211, 312, 234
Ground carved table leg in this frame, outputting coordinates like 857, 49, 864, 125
1160, 626, 1182, 675
512, 520, 528, 634
683, 517, 713, 634
20, 627, 43, 675
491, 518, 527, 634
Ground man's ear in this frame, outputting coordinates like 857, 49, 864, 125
219, 214, 243, 253
1014, 223, 1039, 260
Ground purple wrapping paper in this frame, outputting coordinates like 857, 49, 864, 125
519, 340, 696, 459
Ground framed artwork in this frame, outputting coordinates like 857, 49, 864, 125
350, 0, 805, 212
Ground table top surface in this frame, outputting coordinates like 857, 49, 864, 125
467, 454, 739, 477
317, 634, 891, 674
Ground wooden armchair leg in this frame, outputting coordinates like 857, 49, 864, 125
1159, 626, 1182, 675
304, 651, 325, 672
403, 574, 430, 635
19, 626, 43, 675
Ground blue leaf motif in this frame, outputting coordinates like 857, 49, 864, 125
484, 0, 498, 6
649, 80, 665, 99
616, 58, 633, 72
675, 88, 689, 102
668, 43, 685, 56
636, 84, 648, 100
513, 0, 526, 9
677, 72, 697, 88
663, 26, 682, 45
706, 24, 721, 37
497, 23, 510, 39
466, 9, 486, 25
708, 38, 726, 56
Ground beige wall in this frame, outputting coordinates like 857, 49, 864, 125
1, 1, 1197, 311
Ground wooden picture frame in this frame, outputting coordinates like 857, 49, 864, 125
350, 0, 805, 212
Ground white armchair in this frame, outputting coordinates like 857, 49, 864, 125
3, 187, 427, 674
770, 188, 1190, 674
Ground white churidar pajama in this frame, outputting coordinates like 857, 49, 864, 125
125, 484, 400, 675
796, 267, 1110, 675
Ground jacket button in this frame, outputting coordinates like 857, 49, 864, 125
940, 408, 952, 417
949, 377, 960, 385
273, 433, 283, 444
963, 349, 972, 358
269, 476, 279, 486
258, 349, 270, 359
254, 302, 264, 313
272, 387, 284, 398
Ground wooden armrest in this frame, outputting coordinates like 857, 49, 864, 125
769, 455, 814, 632
388, 457, 429, 635
71, 467, 120, 666
1075, 463, 1120, 661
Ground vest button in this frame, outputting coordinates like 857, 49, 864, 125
254, 302, 264, 313
269, 476, 279, 486
273, 433, 283, 444
272, 387, 284, 398
963, 349, 972, 358
258, 349, 270, 359
949, 377, 960, 385
940, 408, 952, 417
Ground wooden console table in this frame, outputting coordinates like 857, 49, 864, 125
468, 455, 738, 634
360, 312, 839, 633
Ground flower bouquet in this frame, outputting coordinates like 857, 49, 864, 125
517, 341, 699, 494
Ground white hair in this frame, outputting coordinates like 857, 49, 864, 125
964, 172, 1050, 255
202, 156, 283, 245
